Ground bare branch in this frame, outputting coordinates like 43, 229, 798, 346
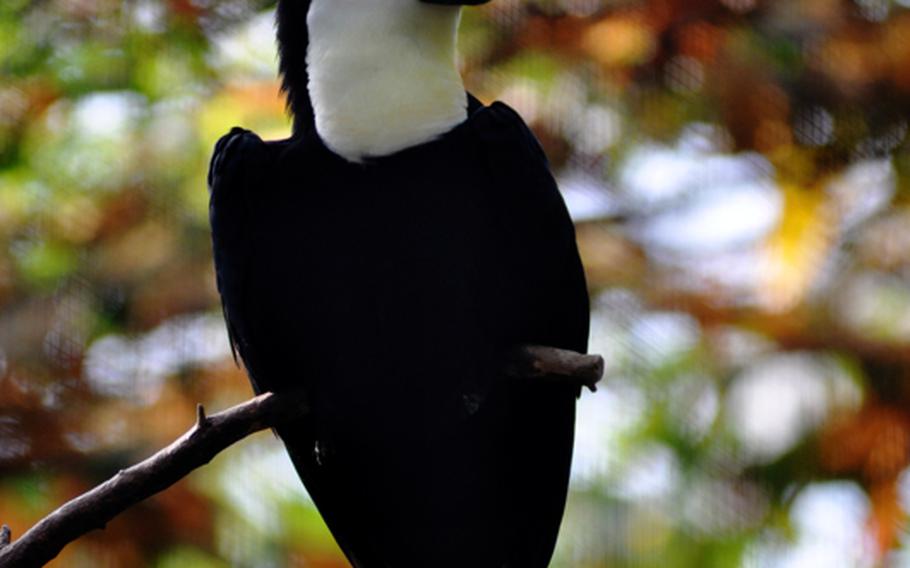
0, 391, 307, 568
0, 346, 602, 567
506, 345, 604, 392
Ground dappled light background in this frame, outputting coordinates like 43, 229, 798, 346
2, 0, 910, 566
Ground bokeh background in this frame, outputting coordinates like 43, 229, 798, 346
2, 0, 910, 566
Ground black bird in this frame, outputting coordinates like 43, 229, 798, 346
208, 1, 589, 566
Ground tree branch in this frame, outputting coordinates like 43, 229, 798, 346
0, 345, 604, 568
505, 345, 604, 391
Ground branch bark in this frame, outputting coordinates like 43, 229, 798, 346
0, 345, 604, 568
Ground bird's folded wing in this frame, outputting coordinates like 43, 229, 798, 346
208, 127, 270, 391
470, 102, 591, 355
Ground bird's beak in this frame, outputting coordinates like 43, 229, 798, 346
419, 0, 491, 5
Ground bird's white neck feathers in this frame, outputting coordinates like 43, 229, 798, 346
306, 1, 468, 162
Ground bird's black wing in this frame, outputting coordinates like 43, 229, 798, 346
470, 101, 590, 567
207, 127, 270, 392
471, 101, 590, 355
208, 128, 366, 565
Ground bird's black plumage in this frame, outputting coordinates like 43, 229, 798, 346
208, 5, 589, 567
275, 0, 314, 136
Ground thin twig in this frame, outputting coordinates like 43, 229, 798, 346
0, 345, 603, 567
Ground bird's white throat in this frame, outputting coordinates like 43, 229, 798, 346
306, 0, 468, 162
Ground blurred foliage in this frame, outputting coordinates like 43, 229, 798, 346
2, 0, 910, 566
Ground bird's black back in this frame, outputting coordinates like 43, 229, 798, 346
208, 99, 589, 567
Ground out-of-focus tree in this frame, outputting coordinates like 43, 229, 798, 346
1, 1, 909, 566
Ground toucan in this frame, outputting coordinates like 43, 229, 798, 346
207, 1, 589, 566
